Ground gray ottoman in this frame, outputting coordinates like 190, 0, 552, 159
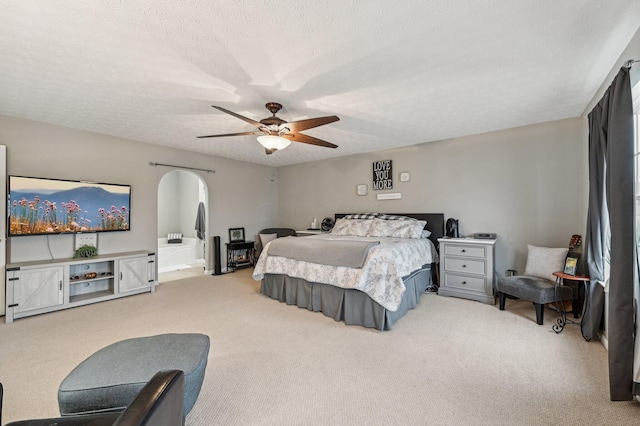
58, 333, 210, 418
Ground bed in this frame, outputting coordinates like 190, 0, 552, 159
253, 213, 444, 330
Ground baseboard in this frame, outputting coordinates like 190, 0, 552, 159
598, 331, 608, 351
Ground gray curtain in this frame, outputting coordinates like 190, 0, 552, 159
582, 67, 635, 401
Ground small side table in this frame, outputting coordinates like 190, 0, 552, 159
552, 271, 590, 334
226, 241, 255, 272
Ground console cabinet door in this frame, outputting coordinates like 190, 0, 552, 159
119, 257, 149, 293
10, 266, 64, 315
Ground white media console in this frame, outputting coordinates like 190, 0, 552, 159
5, 251, 157, 323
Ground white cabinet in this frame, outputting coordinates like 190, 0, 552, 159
119, 256, 151, 293
438, 238, 496, 304
5, 251, 156, 323
7, 265, 64, 317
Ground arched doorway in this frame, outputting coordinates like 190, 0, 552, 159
157, 170, 208, 282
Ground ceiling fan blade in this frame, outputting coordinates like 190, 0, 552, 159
211, 105, 264, 127
285, 132, 338, 149
282, 116, 340, 132
197, 131, 264, 139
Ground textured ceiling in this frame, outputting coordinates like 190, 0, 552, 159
1, 1, 639, 167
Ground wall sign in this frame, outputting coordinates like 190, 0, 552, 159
372, 160, 393, 190
75, 232, 97, 250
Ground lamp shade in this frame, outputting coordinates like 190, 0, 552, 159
257, 135, 291, 151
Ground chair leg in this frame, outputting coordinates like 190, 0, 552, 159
533, 302, 544, 325
498, 292, 506, 310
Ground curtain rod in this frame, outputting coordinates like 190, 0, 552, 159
149, 162, 215, 174
623, 59, 639, 68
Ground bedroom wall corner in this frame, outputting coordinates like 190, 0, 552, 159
276, 117, 584, 278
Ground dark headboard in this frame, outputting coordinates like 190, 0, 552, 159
335, 213, 445, 249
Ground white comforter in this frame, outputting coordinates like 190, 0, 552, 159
252, 234, 437, 311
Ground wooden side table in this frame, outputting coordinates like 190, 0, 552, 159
552, 271, 590, 333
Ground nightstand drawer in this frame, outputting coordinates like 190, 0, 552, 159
443, 257, 486, 275
443, 244, 486, 258
442, 273, 486, 292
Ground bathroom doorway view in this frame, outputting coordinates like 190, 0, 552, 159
157, 170, 208, 283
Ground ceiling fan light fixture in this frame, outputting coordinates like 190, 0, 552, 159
257, 134, 291, 151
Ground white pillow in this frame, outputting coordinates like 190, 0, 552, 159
523, 245, 568, 282
331, 218, 373, 236
259, 233, 278, 248
367, 218, 426, 239
167, 233, 183, 243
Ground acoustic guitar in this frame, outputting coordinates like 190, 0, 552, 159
569, 234, 582, 252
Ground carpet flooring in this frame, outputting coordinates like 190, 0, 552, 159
1, 269, 639, 425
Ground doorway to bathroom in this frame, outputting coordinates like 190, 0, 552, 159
157, 170, 208, 282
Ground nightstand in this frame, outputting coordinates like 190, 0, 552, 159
437, 237, 496, 304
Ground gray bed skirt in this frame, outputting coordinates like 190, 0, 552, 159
260, 265, 432, 331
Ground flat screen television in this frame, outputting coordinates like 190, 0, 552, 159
8, 175, 131, 237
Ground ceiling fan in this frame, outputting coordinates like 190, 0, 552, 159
197, 102, 339, 155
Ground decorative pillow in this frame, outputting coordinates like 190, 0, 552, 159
167, 233, 182, 244
377, 214, 418, 221
523, 245, 568, 282
367, 218, 426, 239
330, 218, 373, 236
421, 230, 432, 239
342, 213, 380, 220
259, 233, 278, 248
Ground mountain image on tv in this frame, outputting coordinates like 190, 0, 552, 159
9, 178, 130, 236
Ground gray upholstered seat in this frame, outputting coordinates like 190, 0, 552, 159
496, 276, 574, 325
58, 333, 209, 418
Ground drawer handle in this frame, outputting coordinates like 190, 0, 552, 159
462, 264, 466, 268
462, 281, 467, 285
461, 249, 466, 253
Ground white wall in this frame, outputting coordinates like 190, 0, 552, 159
0, 115, 278, 271
158, 171, 180, 238
158, 170, 201, 239
278, 117, 585, 278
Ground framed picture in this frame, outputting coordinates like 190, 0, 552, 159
563, 252, 581, 276
229, 227, 245, 243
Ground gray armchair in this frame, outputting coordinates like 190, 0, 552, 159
259, 228, 297, 238
495, 244, 576, 325
256, 228, 297, 256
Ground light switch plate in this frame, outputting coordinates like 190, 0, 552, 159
356, 184, 367, 196
400, 172, 410, 182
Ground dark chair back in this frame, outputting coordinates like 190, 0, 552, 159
4, 370, 185, 426
259, 228, 297, 238
114, 370, 184, 426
